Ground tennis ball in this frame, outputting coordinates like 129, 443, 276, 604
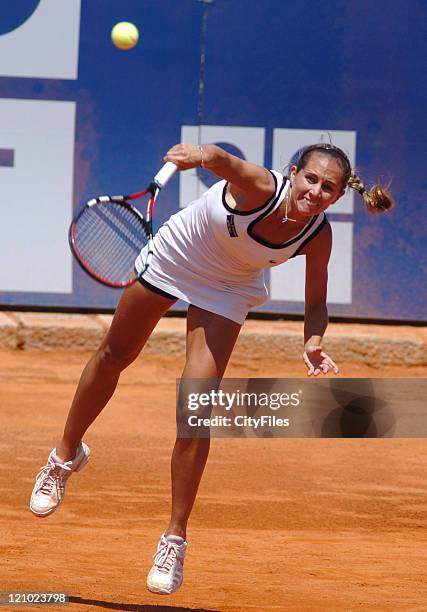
111, 22, 139, 50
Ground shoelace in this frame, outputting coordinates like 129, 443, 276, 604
153, 539, 181, 574
35, 460, 72, 497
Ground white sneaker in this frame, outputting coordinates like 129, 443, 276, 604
146, 533, 187, 594
29, 442, 90, 517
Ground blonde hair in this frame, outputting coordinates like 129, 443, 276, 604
347, 171, 394, 213
297, 144, 394, 214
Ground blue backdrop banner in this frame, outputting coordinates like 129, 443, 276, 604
0, 0, 425, 321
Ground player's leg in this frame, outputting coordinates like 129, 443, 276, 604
168, 306, 241, 537
57, 281, 176, 461
30, 281, 176, 517
147, 306, 241, 594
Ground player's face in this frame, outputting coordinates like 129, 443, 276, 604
289, 153, 345, 217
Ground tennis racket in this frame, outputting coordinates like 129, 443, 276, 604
69, 162, 177, 288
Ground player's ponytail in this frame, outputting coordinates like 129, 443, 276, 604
296, 144, 395, 213
347, 171, 394, 213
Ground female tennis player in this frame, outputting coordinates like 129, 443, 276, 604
30, 142, 393, 595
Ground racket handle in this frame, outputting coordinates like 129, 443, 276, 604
153, 162, 178, 189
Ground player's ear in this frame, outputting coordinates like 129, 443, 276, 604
290, 165, 298, 180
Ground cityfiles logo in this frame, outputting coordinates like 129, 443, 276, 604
187, 414, 291, 429
178, 379, 427, 439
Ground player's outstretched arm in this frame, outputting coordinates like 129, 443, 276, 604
302, 222, 339, 376
163, 143, 275, 210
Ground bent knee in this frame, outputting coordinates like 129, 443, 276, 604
96, 342, 138, 371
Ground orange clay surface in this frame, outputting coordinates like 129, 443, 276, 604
1, 348, 427, 612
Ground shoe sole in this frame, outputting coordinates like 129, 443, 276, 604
146, 580, 182, 595
29, 444, 90, 517
29, 504, 60, 518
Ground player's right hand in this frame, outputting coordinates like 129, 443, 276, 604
164, 143, 204, 170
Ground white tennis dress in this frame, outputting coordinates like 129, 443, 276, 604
134, 171, 326, 324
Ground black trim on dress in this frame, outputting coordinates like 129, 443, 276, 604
137, 276, 177, 300
221, 170, 278, 216
247, 202, 322, 250
245, 177, 288, 230
289, 216, 328, 258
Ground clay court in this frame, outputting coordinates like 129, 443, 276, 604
1, 317, 427, 612
1, 1, 426, 610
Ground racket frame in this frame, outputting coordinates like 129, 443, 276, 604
68, 162, 177, 289
69, 197, 148, 288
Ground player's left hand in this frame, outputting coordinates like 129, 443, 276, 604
303, 345, 339, 376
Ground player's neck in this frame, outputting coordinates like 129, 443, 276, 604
280, 190, 306, 225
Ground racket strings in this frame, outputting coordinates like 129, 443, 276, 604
77, 221, 140, 281
78, 213, 137, 273
74, 203, 147, 284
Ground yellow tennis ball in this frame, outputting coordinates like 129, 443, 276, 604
111, 22, 139, 50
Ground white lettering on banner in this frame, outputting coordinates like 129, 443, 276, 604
270, 222, 353, 304
0, 99, 75, 293
179, 125, 265, 208
0, 0, 81, 79
178, 125, 355, 305
272, 128, 356, 214
270, 128, 355, 304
